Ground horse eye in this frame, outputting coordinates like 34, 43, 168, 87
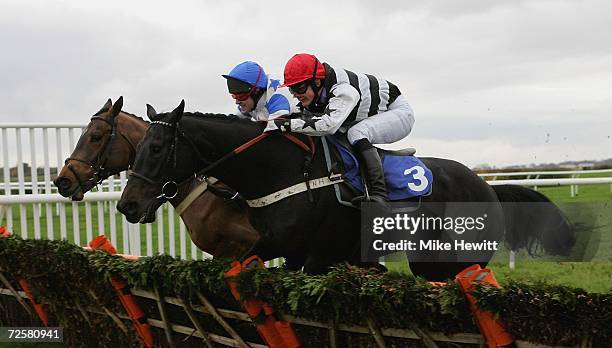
90, 134, 102, 142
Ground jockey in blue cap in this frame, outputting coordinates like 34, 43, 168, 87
222, 61, 296, 121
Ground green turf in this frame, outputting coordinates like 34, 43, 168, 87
385, 258, 612, 293
537, 176, 612, 203
488, 261, 612, 292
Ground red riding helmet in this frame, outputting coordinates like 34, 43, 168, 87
283, 53, 327, 87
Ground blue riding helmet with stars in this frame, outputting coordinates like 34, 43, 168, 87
222, 61, 269, 89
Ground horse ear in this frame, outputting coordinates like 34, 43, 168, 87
146, 104, 159, 121
94, 98, 113, 116
168, 99, 185, 124
110, 96, 123, 118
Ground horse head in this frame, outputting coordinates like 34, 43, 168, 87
117, 100, 201, 223
54, 96, 147, 201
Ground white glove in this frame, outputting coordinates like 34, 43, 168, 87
263, 119, 291, 133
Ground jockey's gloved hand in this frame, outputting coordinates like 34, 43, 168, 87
287, 112, 304, 119
263, 119, 291, 133
288, 110, 320, 119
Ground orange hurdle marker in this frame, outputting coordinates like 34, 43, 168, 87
89, 235, 154, 348
456, 264, 514, 347
225, 256, 301, 348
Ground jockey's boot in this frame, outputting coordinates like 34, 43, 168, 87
353, 139, 389, 209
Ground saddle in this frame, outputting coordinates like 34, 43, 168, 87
321, 134, 433, 207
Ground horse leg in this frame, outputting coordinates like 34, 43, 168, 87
214, 223, 260, 259
302, 256, 330, 274
237, 235, 282, 263
345, 241, 388, 272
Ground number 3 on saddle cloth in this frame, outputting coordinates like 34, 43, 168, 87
322, 135, 433, 204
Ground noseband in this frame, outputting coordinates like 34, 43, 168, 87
64, 115, 137, 193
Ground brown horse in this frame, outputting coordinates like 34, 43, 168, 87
53, 97, 259, 258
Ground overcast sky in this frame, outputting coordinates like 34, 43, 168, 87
1, 0, 610, 168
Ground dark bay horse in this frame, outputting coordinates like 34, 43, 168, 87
117, 101, 575, 279
53, 97, 259, 258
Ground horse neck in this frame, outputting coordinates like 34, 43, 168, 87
116, 112, 149, 151
180, 116, 317, 199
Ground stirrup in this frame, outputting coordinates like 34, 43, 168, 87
350, 195, 389, 210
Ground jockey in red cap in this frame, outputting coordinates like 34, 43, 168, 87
264, 53, 415, 205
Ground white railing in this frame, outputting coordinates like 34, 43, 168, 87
479, 168, 612, 196
486, 177, 612, 186
0, 192, 120, 204
3, 181, 122, 193
478, 168, 612, 177
0, 123, 207, 260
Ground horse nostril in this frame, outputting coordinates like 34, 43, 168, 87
117, 201, 138, 216
54, 177, 72, 190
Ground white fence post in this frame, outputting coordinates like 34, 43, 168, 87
16, 129, 28, 238
55, 128, 67, 239
29, 128, 41, 240
42, 128, 54, 240
2, 128, 13, 232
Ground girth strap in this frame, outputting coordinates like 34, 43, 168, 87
246, 174, 343, 208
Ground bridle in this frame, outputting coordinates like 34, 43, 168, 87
129, 120, 212, 204
64, 114, 138, 193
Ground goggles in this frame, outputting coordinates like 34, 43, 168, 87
229, 66, 263, 102
231, 90, 254, 101
287, 59, 320, 95
288, 80, 311, 95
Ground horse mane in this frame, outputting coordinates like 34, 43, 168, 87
92, 108, 150, 124
121, 110, 150, 124
123, 110, 239, 124
180, 112, 257, 128
183, 112, 245, 122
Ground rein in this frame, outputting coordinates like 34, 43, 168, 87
65, 115, 137, 192
193, 132, 316, 183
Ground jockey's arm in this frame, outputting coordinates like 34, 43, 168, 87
265, 90, 295, 120
264, 83, 360, 135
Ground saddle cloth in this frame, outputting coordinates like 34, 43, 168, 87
325, 135, 433, 201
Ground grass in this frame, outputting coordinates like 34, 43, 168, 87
537, 172, 612, 203
488, 261, 612, 292
385, 258, 612, 293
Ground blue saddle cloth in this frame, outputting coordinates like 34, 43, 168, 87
329, 138, 433, 201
